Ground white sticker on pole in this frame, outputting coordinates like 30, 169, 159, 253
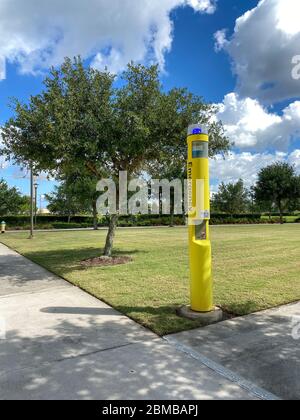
200, 210, 210, 219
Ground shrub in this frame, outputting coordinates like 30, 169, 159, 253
2, 215, 94, 228
3, 212, 297, 229
52, 222, 92, 229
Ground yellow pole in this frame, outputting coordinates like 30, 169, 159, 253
1, 221, 6, 234
187, 124, 214, 313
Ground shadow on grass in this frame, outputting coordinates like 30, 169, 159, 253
116, 305, 179, 316
113, 304, 209, 336
223, 301, 260, 316
20, 247, 147, 276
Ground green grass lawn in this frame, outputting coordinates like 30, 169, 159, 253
1, 225, 300, 335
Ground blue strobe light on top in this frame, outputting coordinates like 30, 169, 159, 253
188, 124, 209, 136
192, 128, 202, 135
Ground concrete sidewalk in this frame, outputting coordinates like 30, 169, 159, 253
0, 243, 259, 400
168, 302, 300, 400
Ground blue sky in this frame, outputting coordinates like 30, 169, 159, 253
163, 0, 258, 101
0, 0, 300, 199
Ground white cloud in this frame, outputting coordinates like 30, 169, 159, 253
0, 56, 6, 80
187, 0, 216, 13
215, 0, 300, 103
216, 93, 300, 151
289, 149, 300, 172
0, 0, 216, 76
210, 149, 299, 189
214, 29, 227, 52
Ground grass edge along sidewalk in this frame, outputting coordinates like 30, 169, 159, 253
1, 225, 300, 336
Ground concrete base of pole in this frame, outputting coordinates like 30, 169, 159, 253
177, 306, 223, 325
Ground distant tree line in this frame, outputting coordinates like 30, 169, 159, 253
211, 162, 300, 224
2, 162, 299, 228
0, 178, 31, 216
45, 161, 300, 228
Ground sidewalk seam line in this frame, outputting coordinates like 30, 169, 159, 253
164, 336, 281, 401
50, 342, 136, 362
0, 342, 136, 378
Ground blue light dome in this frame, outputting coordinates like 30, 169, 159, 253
188, 124, 209, 136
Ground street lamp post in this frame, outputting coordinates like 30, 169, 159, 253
34, 182, 39, 227
29, 167, 34, 239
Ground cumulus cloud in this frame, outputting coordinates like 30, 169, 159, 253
289, 149, 300, 172
0, 56, 5, 80
215, 0, 300, 103
214, 29, 227, 52
210, 149, 299, 189
0, 0, 216, 78
216, 93, 300, 151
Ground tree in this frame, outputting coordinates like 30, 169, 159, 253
59, 168, 101, 229
254, 162, 299, 224
45, 182, 90, 222
2, 57, 114, 251
286, 175, 300, 213
18, 195, 32, 215
146, 89, 230, 226
2, 57, 230, 257
0, 178, 29, 216
212, 179, 250, 215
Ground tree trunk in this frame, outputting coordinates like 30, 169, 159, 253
170, 194, 175, 228
92, 200, 98, 230
278, 202, 284, 225
170, 211, 174, 228
68, 214, 71, 224
103, 214, 119, 257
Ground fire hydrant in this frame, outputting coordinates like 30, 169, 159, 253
1, 221, 6, 234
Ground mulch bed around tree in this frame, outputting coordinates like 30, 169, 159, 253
81, 256, 133, 267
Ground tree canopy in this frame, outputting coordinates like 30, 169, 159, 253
0, 178, 30, 216
212, 179, 250, 215
1, 57, 230, 256
254, 162, 299, 223
45, 182, 91, 220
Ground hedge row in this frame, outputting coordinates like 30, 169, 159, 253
3, 213, 295, 230
2, 215, 94, 226
262, 212, 300, 217
116, 216, 185, 227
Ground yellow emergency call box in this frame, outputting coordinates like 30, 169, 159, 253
187, 124, 214, 313
1, 221, 6, 234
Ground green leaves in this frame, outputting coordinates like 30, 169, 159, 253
255, 163, 298, 203
0, 178, 29, 216
212, 179, 250, 215
254, 162, 300, 220
2, 56, 230, 181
